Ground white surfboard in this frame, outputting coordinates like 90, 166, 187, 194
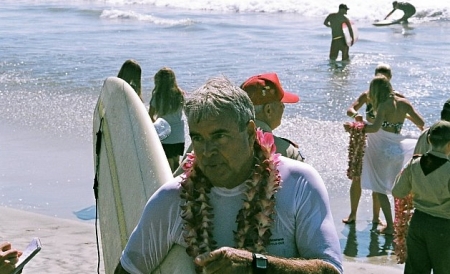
93, 76, 174, 274
373, 10, 404, 26
342, 21, 358, 47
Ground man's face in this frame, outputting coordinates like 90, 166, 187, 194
267, 101, 285, 129
188, 113, 255, 189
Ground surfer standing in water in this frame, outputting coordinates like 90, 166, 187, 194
323, 4, 354, 61
384, 1, 416, 23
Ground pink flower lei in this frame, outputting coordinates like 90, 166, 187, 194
179, 129, 281, 273
393, 193, 414, 264
346, 122, 366, 179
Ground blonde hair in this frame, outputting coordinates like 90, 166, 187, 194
368, 75, 394, 111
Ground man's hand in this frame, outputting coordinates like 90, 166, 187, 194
195, 247, 252, 274
0, 242, 22, 274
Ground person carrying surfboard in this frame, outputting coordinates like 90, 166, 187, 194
115, 76, 343, 274
384, 1, 416, 24
323, 4, 354, 61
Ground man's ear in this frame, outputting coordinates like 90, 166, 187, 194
263, 103, 272, 117
247, 120, 256, 143
446, 140, 450, 154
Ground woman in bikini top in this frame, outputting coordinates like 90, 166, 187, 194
362, 76, 424, 134
381, 121, 403, 134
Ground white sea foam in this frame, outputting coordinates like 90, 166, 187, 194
100, 9, 195, 25
98, 0, 449, 21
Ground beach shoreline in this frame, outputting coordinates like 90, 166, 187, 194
1, 119, 405, 273
2, 206, 404, 273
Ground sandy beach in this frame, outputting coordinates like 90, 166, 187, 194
0, 117, 406, 274
1, 206, 405, 273
2, 0, 448, 273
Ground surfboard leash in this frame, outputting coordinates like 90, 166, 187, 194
94, 117, 103, 274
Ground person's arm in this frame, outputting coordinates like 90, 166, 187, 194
392, 158, 413, 198
195, 247, 339, 274
346, 91, 368, 121
384, 8, 396, 19
405, 102, 425, 131
344, 19, 355, 45
363, 103, 386, 133
118, 180, 183, 274
323, 15, 331, 27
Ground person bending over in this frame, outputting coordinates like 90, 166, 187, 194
385, 1, 416, 23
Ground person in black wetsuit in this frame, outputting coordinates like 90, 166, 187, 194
385, 1, 416, 23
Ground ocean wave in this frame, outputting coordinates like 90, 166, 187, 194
100, 9, 195, 25
98, 0, 450, 21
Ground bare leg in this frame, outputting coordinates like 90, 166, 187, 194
376, 193, 394, 234
371, 192, 383, 224
343, 177, 361, 223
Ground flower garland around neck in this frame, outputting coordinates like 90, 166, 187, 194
393, 193, 414, 264
346, 121, 366, 179
179, 129, 281, 271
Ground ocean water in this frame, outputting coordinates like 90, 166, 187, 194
1, 0, 449, 265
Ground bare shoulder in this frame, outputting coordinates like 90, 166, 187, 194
393, 91, 406, 98
359, 91, 369, 101
395, 96, 413, 106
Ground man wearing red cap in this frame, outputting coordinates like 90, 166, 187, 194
323, 4, 354, 61
241, 73, 305, 162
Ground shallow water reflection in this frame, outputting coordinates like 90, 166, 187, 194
341, 222, 395, 258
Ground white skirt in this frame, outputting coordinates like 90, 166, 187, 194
361, 129, 417, 194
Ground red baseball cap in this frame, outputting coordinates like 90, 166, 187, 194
240, 73, 300, 105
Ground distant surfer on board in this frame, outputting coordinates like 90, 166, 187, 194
115, 76, 343, 274
323, 4, 354, 61
384, 1, 416, 24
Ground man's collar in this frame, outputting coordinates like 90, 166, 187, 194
255, 119, 272, 133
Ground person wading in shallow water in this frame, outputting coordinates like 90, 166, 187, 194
323, 3, 354, 61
